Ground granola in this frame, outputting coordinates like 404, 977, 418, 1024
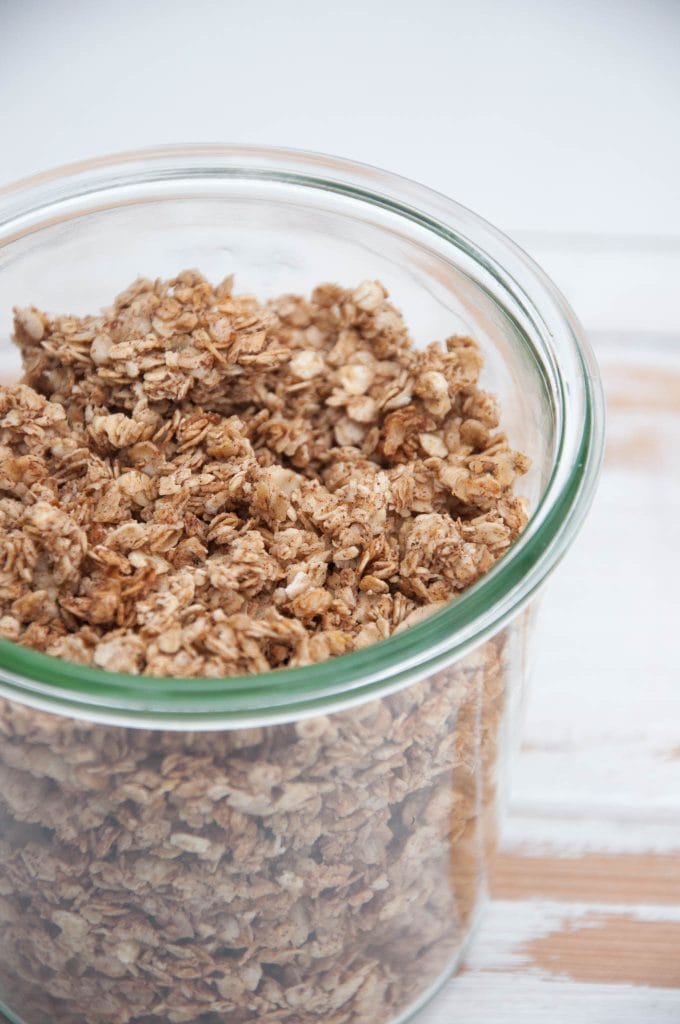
1, 273, 528, 673
0, 628, 523, 1024
0, 273, 529, 1024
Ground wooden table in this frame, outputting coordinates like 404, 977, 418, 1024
421, 330, 680, 1022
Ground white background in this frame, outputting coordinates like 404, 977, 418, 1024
2, 0, 679, 240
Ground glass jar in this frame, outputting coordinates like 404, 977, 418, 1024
0, 146, 604, 1024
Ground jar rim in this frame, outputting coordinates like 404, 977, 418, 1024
0, 144, 605, 726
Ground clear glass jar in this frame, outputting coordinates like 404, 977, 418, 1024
0, 146, 604, 1024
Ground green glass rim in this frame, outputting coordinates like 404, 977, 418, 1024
0, 144, 605, 727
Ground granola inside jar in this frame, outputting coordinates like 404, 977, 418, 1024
2, 271, 529, 673
0, 630, 523, 1024
0, 146, 603, 1024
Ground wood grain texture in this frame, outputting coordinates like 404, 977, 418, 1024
420, 901, 680, 1023
522, 914, 680, 989
491, 851, 680, 905
421, 974, 680, 1024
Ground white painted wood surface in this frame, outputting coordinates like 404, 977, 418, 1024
421, 316, 680, 1020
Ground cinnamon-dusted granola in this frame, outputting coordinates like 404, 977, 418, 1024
1, 273, 528, 672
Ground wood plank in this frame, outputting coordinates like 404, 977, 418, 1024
420, 899, 680, 1023
420, 974, 680, 1024
491, 851, 680, 905
520, 913, 680, 989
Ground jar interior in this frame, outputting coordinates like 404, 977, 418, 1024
0, 177, 555, 512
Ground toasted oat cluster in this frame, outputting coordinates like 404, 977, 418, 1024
0, 273, 528, 675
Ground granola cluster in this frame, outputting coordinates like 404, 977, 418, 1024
0, 273, 528, 674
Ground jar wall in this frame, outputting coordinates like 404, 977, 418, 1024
0, 617, 527, 1024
